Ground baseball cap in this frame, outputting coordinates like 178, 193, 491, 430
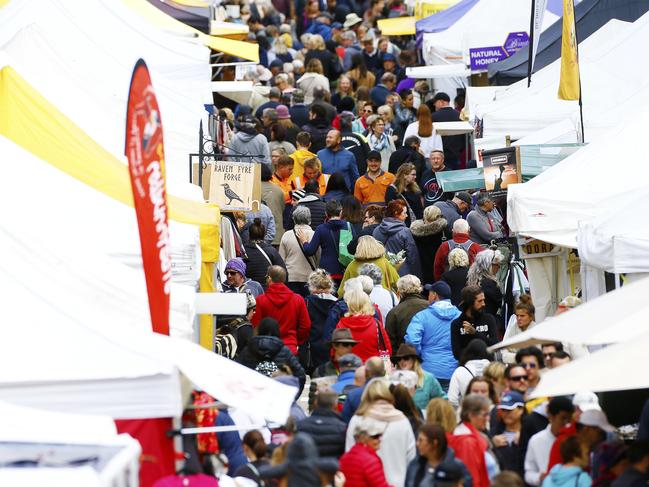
433, 461, 464, 485
339, 353, 362, 370
432, 91, 451, 103
455, 191, 472, 205
498, 391, 525, 410
572, 391, 601, 412
367, 150, 382, 161
579, 409, 615, 433
423, 281, 451, 300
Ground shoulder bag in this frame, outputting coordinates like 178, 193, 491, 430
293, 229, 316, 271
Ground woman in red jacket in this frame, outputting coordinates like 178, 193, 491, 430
339, 416, 391, 487
336, 289, 392, 363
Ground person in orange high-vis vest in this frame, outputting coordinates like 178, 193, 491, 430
294, 157, 330, 196
354, 150, 395, 206
271, 155, 297, 204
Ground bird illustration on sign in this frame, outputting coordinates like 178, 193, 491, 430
221, 183, 244, 205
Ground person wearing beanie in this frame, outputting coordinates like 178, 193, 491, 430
221, 258, 264, 297
289, 88, 309, 129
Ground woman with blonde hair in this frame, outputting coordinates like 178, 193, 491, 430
386, 162, 424, 227
377, 104, 396, 139
425, 398, 457, 434
402, 104, 443, 158
441, 247, 470, 306
338, 235, 400, 297
296, 58, 329, 104
483, 361, 507, 400
304, 34, 341, 80
391, 344, 445, 410
346, 378, 416, 487
332, 74, 355, 107
336, 290, 392, 362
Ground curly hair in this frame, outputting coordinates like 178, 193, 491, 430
467, 248, 502, 286
307, 269, 333, 293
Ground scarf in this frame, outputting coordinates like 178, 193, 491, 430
369, 132, 389, 152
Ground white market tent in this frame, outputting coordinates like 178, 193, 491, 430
531, 330, 649, 398
475, 16, 649, 141
0, 0, 212, 184
507, 108, 649, 248
0, 402, 140, 487
577, 187, 649, 274
488, 276, 649, 352
420, 0, 557, 95
0, 216, 296, 423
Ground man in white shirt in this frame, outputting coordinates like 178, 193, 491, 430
524, 396, 575, 485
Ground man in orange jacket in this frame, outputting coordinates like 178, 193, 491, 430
353, 151, 395, 206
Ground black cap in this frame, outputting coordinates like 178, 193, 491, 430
432, 92, 451, 103
423, 281, 451, 299
367, 150, 382, 161
455, 191, 472, 205
433, 461, 464, 485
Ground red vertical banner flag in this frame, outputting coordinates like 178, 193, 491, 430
125, 59, 172, 335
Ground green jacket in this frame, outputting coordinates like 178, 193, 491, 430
338, 256, 400, 297
385, 294, 429, 352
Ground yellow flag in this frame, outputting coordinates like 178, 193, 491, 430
558, 0, 580, 100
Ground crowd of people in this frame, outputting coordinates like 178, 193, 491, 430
186, 1, 649, 486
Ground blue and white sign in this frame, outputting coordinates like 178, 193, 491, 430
469, 31, 530, 72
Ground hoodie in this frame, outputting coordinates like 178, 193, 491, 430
336, 314, 392, 363
305, 293, 338, 367
251, 283, 311, 354
229, 130, 271, 165
373, 217, 422, 278
410, 216, 447, 284
405, 300, 461, 380
237, 335, 306, 393
542, 465, 591, 487
346, 400, 416, 487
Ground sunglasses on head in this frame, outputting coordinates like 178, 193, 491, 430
510, 375, 528, 382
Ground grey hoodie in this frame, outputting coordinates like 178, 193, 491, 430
373, 217, 421, 278
229, 131, 271, 165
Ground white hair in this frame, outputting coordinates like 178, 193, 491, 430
342, 277, 363, 294
356, 275, 374, 295
396, 275, 422, 295
452, 218, 469, 234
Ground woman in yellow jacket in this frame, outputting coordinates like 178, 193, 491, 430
338, 235, 399, 297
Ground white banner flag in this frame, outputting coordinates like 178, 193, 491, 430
528, 0, 548, 85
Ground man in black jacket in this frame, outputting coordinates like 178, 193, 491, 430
301, 104, 332, 153
340, 111, 370, 174
295, 179, 327, 230
296, 390, 347, 457
450, 285, 498, 359
389, 135, 426, 183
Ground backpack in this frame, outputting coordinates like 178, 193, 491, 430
443, 238, 475, 273
337, 222, 354, 267
214, 318, 252, 359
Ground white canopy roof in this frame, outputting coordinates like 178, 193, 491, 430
578, 187, 649, 273
489, 276, 649, 352
507, 108, 649, 247
476, 17, 647, 141
532, 330, 649, 398
0, 0, 212, 184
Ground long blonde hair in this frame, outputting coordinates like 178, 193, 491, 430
394, 163, 420, 194
344, 289, 374, 316
356, 379, 394, 415
425, 398, 457, 433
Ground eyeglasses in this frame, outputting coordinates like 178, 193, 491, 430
510, 375, 528, 382
363, 109, 373, 114
522, 362, 538, 369
225, 270, 238, 276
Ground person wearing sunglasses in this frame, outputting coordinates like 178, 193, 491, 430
515, 347, 545, 393
339, 416, 390, 487
221, 258, 264, 298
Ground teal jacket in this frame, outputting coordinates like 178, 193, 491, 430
413, 371, 445, 410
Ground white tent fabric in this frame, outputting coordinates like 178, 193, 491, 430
0, 0, 212, 184
531, 330, 649, 398
0, 220, 296, 423
488, 276, 649, 352
0, 135, 199, 332
421, 0, 557, 95
578, 187, 649, 274
0, 402, 141, 487
507, 108, 649, 247
475, 17, 644, 141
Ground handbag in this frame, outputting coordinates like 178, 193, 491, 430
376, 318, 393, 373
293, 229, 316, 271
